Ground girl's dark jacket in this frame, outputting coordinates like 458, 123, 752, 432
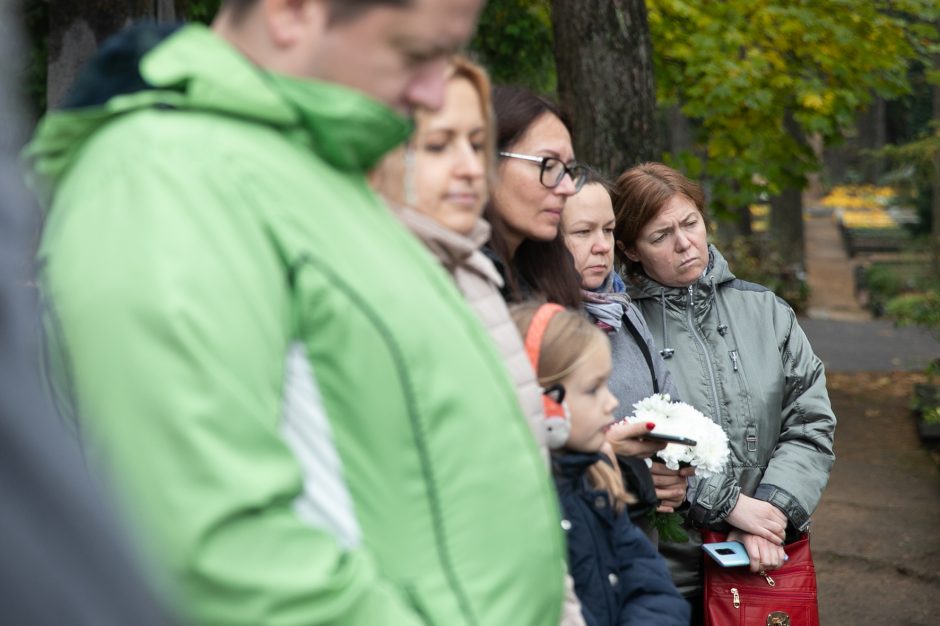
554, 452, 690, 626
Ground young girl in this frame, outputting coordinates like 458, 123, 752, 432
512, 302, 690, 626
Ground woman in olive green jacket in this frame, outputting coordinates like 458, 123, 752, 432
612, 163, 836, 614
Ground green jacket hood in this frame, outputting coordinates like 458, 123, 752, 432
27, 23, 411, 194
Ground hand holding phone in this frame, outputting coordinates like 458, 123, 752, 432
703, 541, 750, 567
641, 431, 697, 446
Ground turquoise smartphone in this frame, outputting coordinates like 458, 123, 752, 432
702, 541, 750, 567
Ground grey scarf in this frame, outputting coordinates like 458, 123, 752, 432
581, 271, 631, 331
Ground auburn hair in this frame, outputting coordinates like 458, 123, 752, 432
612, 162, 708, 277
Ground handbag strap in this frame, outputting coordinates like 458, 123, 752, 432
621, 311, 659, 394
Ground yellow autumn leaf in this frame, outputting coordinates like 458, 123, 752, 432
801, 92, 825, 111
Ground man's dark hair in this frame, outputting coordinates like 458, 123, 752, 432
223, 0, 410, 24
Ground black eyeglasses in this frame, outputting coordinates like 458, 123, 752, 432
499, 151, 587, 192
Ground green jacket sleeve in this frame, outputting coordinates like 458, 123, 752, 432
755, 306, 836, 531
686, 302, 836, 531
40, 140, 425, 626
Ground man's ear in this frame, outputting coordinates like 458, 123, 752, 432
264, 0, 328, 48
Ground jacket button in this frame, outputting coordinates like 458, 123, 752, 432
560, 519, 572, 531
608, 573, 619, 586
594, 496, 607, 509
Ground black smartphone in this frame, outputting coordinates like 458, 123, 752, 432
641, 431, 697, 446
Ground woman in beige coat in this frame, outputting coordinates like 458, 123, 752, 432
371, 58, 545, 450
371, 57, 583, 626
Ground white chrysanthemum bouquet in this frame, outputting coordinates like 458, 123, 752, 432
616, 393, 730, 542
629, 393, 730, 479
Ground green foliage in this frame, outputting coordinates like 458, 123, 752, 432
874, 121, 940, 235
863, 255, 936, 315
178, 0, 222, 23
647, 0, 939, 218
23, 0, 49, 118
865, 264, 909, 300
919, 405, 940, 425
648, 510, 689, 543
886, 290, 940, 339
469, 0, 555, 93
913, 377, 940, 424
720, 237, 810, 313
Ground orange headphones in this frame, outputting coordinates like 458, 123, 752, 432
523, 303, 572, 449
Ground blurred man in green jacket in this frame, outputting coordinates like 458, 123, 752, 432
28, 2, 565, 624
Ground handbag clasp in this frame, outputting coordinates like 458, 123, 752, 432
766, 611, 790, 626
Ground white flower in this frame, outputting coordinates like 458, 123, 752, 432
621, 395, 730, 479
632, 393, 672, 417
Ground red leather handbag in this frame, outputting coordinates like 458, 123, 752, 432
702, 530, 819, 626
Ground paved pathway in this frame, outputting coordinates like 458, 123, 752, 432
801, 210, 940, 372
800, 318, 940, 372
803, 214, 869, 322
799, 212, 940, 625
813, 372, 940, 624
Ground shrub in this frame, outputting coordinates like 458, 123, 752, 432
720, 237, 810, 314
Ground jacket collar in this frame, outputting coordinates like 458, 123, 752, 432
552, 451, 606, 486
392, 207, 502, 286
627, 245, 736, 307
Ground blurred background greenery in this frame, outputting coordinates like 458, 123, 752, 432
19, 0, 940, 321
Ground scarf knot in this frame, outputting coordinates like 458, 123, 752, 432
581, 271, 631, 331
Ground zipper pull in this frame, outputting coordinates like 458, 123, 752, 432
731, 587, 740, 608
730, 350, 739, 371
759, 569, 776, 587
688, 285, 694, 306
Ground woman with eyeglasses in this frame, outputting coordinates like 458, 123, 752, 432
483, 87, 686, 605
484, 85, 586, 309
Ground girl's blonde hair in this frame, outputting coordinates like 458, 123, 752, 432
510, 302, 635, 513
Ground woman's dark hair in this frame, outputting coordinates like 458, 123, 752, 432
612, 162, 708, 277
486, 85, 582, 309
581, 165, 616, 197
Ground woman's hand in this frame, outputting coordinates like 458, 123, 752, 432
650, 462, 694, 512
726, 529, 787, 573
725, 494, 787, 545
605, 421, 665, 459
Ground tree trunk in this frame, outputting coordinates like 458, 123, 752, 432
769, 186, 803, 267
551, 0, 658, 178
857, 95, 887, 182
664, 104, 693, 157
47, 1, 174, 109
769, 111, 806, 268
931, 39, 940, 275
